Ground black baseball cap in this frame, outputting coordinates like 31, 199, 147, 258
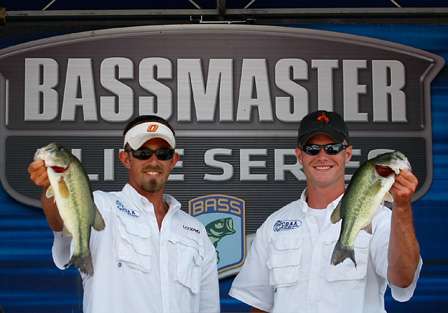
297, 110, 350, 147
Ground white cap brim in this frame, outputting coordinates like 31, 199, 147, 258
124, 122, 176, 150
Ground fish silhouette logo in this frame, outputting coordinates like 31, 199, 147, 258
189, 194, 246, 278
206, 217, 236, 263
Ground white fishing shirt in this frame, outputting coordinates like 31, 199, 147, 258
229, 191, 422, 313
51, 184, 220, 313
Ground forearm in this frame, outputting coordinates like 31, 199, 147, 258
387, 204, 420, 287
41, 190, 64, 232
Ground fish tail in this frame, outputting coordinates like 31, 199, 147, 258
69, 252, 94, 275
331, 241, 357, 267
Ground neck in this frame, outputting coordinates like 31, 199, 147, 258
148, 194, 168, 214
137, 186, 168, 230
128, 183, 169, 230
129, 183, 168, 215
305, 183, 344, 209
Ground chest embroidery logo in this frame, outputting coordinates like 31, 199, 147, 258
116, 200, 139, 217
183, 225, 200, 234
273, 219, 302, 232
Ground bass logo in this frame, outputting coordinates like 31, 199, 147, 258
189, 194, 246, 279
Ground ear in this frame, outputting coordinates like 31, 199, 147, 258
169, 152, 180, 171
295, 147, 303, 165
119, 150, 131, 169
345, 145, 353, 163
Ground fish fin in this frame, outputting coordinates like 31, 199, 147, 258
45, 186, 54, 198
331, 241, 357, 267
362, 223, 373, 235
330, 203, 342, 224
93, 207, 106, 231
69, 253, 94, 276
58, 177, 70, 198
383, 191, 394, 203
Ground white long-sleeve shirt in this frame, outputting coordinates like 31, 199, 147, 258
229, 191, 422, 313
52, 184, 220, 313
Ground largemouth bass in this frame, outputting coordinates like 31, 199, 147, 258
330, 151, 411, 266
34, 143, 105, 275
206, 217, 236, 262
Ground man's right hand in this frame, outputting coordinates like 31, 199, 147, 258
28, 160, 50, 189
27, 159, 64, 231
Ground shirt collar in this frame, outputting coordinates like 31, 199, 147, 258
122, 183, 181, 214
299, 188, 344, 214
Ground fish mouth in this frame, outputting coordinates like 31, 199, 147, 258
50, 165, 69, 173
375, 165, 395, 177
226, 218, 236, 234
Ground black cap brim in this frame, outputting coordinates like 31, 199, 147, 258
298, 130, 347, 147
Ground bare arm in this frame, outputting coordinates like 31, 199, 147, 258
387, 169, 420, 287
28, 160, 64, 231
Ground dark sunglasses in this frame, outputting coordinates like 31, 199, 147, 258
302, 143, 348, 156
126, 147, 175, 161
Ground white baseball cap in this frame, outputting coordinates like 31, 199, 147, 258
123, 121, 176, 150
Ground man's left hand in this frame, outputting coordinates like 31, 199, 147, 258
390, 170, 419, 208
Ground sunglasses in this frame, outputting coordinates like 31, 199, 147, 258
127, 147, 175, 161
302, 143, 348, 156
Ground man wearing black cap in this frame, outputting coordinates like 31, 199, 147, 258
229, 110, 421, 313
28, 115, 220, 313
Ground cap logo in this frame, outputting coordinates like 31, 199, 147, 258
316, 112, 330, 124
147, 124, 159, 132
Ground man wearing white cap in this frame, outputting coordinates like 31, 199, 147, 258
27, 115, 220, 313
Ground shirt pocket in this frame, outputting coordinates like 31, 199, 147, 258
115, 211, 152, 273
323, 231, 371, 282
267, 236, 303, 287
170, 235, 204, 294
